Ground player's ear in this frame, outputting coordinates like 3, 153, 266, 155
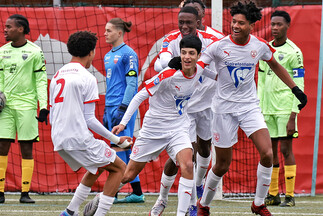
197, 19, 201, 28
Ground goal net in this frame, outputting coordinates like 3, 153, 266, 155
0, 0, 295, 197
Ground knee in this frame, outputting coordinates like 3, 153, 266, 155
260, 148, 273, 166
180, 160, 194, 176
280, 146, 291, 159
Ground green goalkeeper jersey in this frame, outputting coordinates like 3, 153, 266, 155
258, 39, 305, 115
0, 40, 47, 110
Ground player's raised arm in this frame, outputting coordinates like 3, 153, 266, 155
267, 58, 307, 110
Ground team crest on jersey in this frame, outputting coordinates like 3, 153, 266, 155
22, 53, 28, 60
278, 53, 284, 61
114, 55, 121, 64
174, 95, 191, 115
227, 66, 252, 88
250, 50, 257, 58
162, 41, 169, 48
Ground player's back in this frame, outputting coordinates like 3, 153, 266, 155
50, 62, 99, 151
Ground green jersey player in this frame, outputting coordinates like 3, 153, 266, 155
258, 10, 305, 207
0, 14, 48, 204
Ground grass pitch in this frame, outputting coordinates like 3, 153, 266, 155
1, 193, 323, 215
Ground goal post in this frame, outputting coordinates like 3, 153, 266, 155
211, 0, 223, 200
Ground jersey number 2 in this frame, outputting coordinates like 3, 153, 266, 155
55, 79, 65, 103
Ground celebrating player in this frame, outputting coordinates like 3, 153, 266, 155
50, 31, 131, 216
102, 17, 144, 204
258, 10, 305, 207
196, 1, 307, 216
151, 5, 221, 216
0, 14, 48, 204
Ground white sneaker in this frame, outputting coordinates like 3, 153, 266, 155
83, 193, 100, 216
149, 198, 167, 216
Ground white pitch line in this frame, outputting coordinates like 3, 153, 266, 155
1, 210, 323, 215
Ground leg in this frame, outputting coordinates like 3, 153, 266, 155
19, 141, 35, 203
266, 138, 281, 205
176, 148, 194, 216
122, 159, 146, 184
0, 140, 11, 203
195, 137, 212, 198
200, 146, 232, 207
250, 129, 273, 208
280, 138, 296, 206
150, 158, 178, 216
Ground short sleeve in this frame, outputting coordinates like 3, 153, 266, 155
84, 74, 100, 104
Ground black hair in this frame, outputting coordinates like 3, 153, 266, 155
108, 18, 132, 33
9, 14, 30, 34
271, 10, 291, 24
180, 35, 202, 54
230, 1, 262, 24
179, 6, 199, 19
183, 0, 206, 12
67, 31, 98, 57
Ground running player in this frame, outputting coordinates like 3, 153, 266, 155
0, 14, 48, 204
151, 5, 222, 216
258, 10, 305, 207
102, 17, 144, 204
196, 1, 307, 216
50, 31, 131, 216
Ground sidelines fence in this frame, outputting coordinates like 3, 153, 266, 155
0, 3, 322, 196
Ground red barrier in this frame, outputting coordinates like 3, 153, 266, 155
0, 5, 322, 194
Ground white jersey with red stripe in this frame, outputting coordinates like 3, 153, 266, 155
156, 29, 219, 71
49, 62, 100, 151
198, 34, 275, 114
140, 66, 205, 138
205, 25, 224, 39
156, 29, 222, 113
187, 26, 224, 113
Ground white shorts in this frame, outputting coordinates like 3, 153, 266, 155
211, 107, 267, 148
188, 108, 213, 142
130, 130, 192, 164
58, 139, 117, 175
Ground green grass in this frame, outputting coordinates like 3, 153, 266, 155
1, 193, 323, 215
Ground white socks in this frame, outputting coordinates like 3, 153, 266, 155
67, 183, 91, 214
94, 194, 114, 216
196, 153, 211, 187
158, 172, 176, 202
254, 163, 273, 206
200, 169, 222, 207
177, 177, 194, 216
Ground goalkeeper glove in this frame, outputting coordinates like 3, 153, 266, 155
168, 56, 182, 70
36, 109, 49, 125
111, 104, 127, 127
292, 86, 307, 110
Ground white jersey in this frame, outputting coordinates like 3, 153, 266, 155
49, 62, 100, 151
188, 26, 224, 113
140, 67, 205, 138
198, 34, 275, 113
156, 29, 221, 113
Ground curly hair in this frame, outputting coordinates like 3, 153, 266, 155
67, 31, 98, 57
230, 1, 262, 24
